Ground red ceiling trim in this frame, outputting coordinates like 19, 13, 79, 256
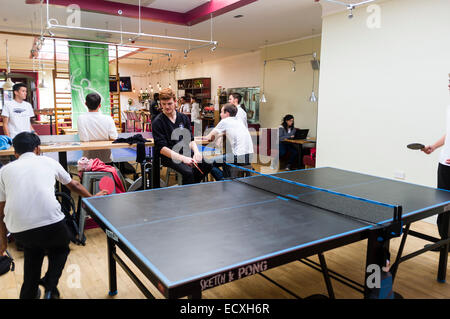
26, 0, 258, 26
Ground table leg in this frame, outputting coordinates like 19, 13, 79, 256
188, 290, 202, 299
107, 236, 118, 296
50, 115, 53, 135
151, 148, 160, 189
437, 211, 449, 283
364, 229, 395, 299
58, 151, 71, 195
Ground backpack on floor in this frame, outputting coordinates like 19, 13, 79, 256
0, 250, 14, 276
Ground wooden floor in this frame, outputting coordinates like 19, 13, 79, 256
1, 164, 449, 299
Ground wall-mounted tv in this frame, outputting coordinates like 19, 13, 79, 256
110, 76, 132, 92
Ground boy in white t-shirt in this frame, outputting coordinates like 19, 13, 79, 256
1, 83, 35, 138
229, 92, 248, 128
0, 132, 106, 299
77, 93, 118, 163
202, 103, 253, 180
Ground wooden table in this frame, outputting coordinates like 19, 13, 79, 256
0, 133, 154, 170
283, 137, 316, 168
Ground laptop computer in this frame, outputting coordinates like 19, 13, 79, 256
293, 129, 309, 140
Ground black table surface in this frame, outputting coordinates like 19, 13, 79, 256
83, 167, 450, 287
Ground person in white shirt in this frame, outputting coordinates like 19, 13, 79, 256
77, 93, 118, 163
202, 103, 253, 180
190, 97, 201, 124
229, 92, 248, 128
180, 95, 191, 114
1, 83, 35, 138
0, 132, 106, 299
421, 75, 450, 250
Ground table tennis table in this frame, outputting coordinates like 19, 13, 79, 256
82, 167, 450, 299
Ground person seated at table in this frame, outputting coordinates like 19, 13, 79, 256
152, 88, 212, 185
202, 103, 254, 181
77, 93, 118, 164
278, 114, 298, 170
0, 132, 106, 299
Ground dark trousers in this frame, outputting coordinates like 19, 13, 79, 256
209, 153, 252, 181
13, 220, 70, 299
279, 142, 299, 166
162, 158, 213, 185
437, 163, 450, 239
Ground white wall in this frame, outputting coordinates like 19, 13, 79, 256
119, 36, 322, 135
317, 0, 450, 188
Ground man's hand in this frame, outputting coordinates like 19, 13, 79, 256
181, 155, 195, 167
193, 152, 203, 163
422, 145, 434, 154
95, 190, 109, 196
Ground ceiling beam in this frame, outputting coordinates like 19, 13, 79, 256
26, 0, 259, 26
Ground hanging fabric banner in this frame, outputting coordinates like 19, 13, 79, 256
68, 41, 110, 129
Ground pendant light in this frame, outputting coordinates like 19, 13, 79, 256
3, 40, 14, 91
260, 40, 268, 103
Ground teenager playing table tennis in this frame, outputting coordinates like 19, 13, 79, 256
0, 132, 106, 299
201, 103, 254, 181
151, 88, 212, 185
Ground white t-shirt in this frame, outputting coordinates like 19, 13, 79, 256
214, 116, 253, 156
1, 100, 34, 138
439, 105, 450, 166
191, 102, 200, 122
77, 112, 118, 163
0, 152, 72, 233
236, 105, 248, 128
181, 103, 191, 113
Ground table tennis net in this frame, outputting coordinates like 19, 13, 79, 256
230, 167, 401, 226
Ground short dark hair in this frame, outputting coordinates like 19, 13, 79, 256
153, 93, 159, 100
12, 83, 27, 98
85, 93, 101, 110
222, 103, 237, 117
230, 92, 242, 104
13, 132, 41, 155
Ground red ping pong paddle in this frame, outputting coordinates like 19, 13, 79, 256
193, 161, 204, 175
99, 176, 115, 195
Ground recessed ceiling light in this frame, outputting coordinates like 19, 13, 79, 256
233, 14, 244, 18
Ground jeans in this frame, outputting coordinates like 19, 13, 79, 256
279, 142, 299, 166
208, 153, 252, 181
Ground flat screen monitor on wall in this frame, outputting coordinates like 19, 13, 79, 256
110, 76, 132, 92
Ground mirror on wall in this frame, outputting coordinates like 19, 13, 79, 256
227, 87, 260, 124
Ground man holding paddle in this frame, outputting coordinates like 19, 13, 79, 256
420, 74, 450, 248
151, 88, 212, 185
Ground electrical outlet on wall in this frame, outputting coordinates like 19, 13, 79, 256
394, 170, 405, 180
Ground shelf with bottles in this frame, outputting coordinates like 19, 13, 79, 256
177, 78, 211, 90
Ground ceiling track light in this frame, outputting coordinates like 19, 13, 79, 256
317, 0, 378, 19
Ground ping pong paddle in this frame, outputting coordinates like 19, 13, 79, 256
99, 176, 115, 195
407, 143, 425, 150
193, 161, 204, 175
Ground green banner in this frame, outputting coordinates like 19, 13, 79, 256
69, 41, 110, 129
